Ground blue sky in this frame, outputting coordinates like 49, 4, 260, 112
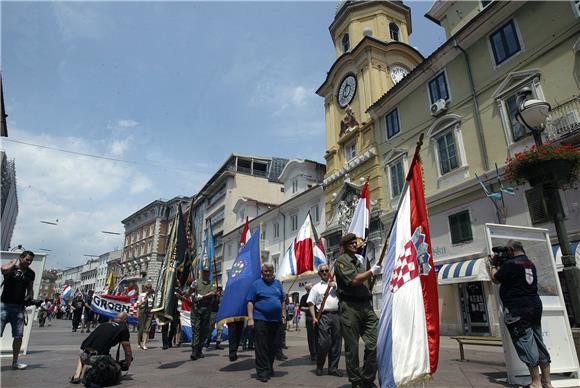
1, 1, 445, 269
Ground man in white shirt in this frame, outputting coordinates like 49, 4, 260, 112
307, 264, 342, 377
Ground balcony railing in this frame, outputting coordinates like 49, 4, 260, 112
545, 96, 580, 142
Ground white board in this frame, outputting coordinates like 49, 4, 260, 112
0, 251, 46, 356
485, 224, 580, 386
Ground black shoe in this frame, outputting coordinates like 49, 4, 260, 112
282, 345, 288, 349
190, 353, 198, 360
258, 376, 269, 383
215, 343, 224, 350
162, 345, 168, 350
316, 368, 323, 376
69, 376, 81, 384
329, 370, 343, 377
276, 353, 288, 361
198, 352, 205, 358
229, 354, 238, 362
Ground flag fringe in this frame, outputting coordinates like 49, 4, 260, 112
216, 316, 247, 327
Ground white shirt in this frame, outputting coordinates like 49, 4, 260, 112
307, 280, 339, 312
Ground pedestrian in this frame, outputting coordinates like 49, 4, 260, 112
247, 262, 285, 383
285, 296, 295, 331
69, 312, 133, 385
489, 240, 553, 388
227, 320, 244, 361
137, 283, 154, 350
334, 233, 382, 388
81, 290, 94, 333
161, 300, 180, 350
71, 293, 84, 333
300, 283, 317, 362
0, 250, 36, 370
206, 286, 224, 350
308, 263, 342, 377
190, 268, 217, 360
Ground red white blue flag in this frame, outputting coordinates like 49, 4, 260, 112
377, 153, 439, 387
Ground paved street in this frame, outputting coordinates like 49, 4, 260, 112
0, 318, 514, 387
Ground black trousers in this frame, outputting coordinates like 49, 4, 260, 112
317, 312, 342, 372
305, 316, 317, 358
276, 325, 286, 356
162, 321, 178, 347
228, 321, 244, 356
254, 320, 282, 378
72, 311, 82, 330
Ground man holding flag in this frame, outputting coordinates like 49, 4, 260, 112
335, 233, 382, 388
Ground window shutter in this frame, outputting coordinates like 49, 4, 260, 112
525, 188, 550, 225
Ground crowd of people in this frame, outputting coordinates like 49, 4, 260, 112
2, 235, 556, 388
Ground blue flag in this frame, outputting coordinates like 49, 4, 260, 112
216, 225, 261, 325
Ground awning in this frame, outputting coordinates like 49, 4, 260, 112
552, 240, 580, 271
437, 258, 490, 285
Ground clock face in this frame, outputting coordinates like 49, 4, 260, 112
337, 74, 357, 108
390, 66, 409, 84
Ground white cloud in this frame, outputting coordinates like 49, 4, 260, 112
110, 138, 132, 157
117, 119, 139, 129
129, 174, 153, 194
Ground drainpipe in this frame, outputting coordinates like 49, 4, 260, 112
454, 39, 489, 171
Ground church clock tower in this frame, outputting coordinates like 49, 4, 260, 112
317, 0, 423, 261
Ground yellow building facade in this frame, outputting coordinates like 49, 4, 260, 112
318, 0, 423, 261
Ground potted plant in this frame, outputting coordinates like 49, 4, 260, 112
505, 143, 580, 188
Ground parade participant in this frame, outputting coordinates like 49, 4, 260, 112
275, 295, 288, 361
308, 264, 342, 377
70, 312, 132, 385
71, 292, 84, 333
190, 268, 217, 360
247, 263, 285, 383
285, 296, 295, 331
1, 250, 35, 370
81, 290, 94, 333
489, 240, 553, 388
300, 283, 317, 362
161, 301, 180, 350
227, 320, 244, 361
334, 233, 381, 388
206, 286, 224, 350
137, 283, 154, 350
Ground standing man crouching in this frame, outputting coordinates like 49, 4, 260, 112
308, 264, 342, 377
1, 250, 35, 370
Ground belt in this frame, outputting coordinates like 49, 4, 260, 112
321, 311, 338, 315
339, 295, 372, 303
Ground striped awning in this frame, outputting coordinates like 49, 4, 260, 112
552, 240, 580, 271
437, 258, 490, 285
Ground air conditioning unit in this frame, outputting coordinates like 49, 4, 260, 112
430, 99, 448, 116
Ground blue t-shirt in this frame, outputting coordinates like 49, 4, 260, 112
246, 278, 284, 322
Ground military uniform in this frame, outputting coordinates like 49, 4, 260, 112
335, 251, 378, 388
190, 279, 216, 359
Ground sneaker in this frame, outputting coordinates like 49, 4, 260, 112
12, 362, 27, 370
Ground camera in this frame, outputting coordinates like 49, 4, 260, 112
491, 246, 511, 267
25, 299, 43, 307
119, 358, 132, 371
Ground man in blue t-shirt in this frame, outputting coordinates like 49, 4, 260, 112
489, 240, 552, 388
246, 262, 285, 383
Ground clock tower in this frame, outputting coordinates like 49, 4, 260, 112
317, 0, 423, 260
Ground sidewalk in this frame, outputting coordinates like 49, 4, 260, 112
1, 319, 512, 387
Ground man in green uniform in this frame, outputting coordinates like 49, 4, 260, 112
334, 233, 382, 388
190, 268, 217, 360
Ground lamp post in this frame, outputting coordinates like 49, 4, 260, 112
517, 90, 580, 327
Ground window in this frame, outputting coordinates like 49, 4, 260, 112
311, 205, 320, 223
436, 131, 460, 174
363, 27, 373, 37
448, 210, 473, 244
389, 22, 399, 41
490, 20, 521, 65
573, 0, 580, 18
345, 140, 356, 161
261, 225, 266, 240
505, 93, 528, 141
273, 222, 280, 238
481, 0, 492, 8
429, 72, 449, 103
342, 33, 350, 53
389, 159, 405, 198
385, 108, 400, 139
290, 214, 298, 231
292, 179, 298, 193
525, 188, 550, 225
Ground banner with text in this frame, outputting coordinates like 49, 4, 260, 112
90, 294, 139, 325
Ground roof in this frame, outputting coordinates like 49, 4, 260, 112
332, 1, 412, 36
367, 0, 501, 113
121, 196, 190, 224
277, 159, 326, 183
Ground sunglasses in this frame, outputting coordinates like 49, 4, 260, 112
319, 269, 330, 273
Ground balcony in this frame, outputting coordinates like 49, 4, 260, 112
545, 96, 580, 143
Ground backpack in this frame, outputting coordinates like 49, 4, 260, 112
82, 355, 122, 387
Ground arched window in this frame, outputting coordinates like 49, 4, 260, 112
363, 27, 373, 37
389, 22, 399, 41
342, 33, 350, 53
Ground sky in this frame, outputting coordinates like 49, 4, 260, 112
1, 1, 446, 270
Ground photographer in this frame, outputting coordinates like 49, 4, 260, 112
70, 312, 133, 386
1, 250, 35, 370
489, 240, 552, 388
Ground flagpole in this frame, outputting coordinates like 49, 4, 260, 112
369, 133, 424, 290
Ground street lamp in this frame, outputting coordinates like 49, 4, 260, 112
517, 90, 580, 327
